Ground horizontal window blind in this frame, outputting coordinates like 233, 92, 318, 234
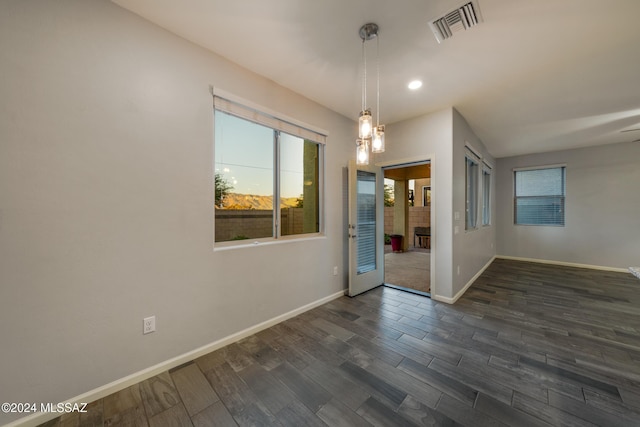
357, 170, 377, 274
214, 96, 326, 144
482, 162, 491, 226
213, 99, 324, 245
482, 162, 492, 175
465, 150, 479, 230
514, 166, 565, 226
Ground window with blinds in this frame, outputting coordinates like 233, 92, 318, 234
482, 162, 492, 226
213, 95, 325, 245
465, 150, 480, 230
514, 166, 566, 226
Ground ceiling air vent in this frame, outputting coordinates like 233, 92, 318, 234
429, 1, 482, 43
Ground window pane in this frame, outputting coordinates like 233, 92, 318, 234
214, 111, 274, 242
482, 167, 491, 226
280, 133, 319, 236
515, 168, 564, 196
514, 167, 565, 226
515, 196, 565, 225
357, 170, 376, 274
465, 155, 479, 230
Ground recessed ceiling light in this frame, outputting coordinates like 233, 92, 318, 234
408, 80, 423, 90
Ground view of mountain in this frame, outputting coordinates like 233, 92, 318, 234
218, 193, 300, 210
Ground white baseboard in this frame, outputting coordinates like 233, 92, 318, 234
432, 256, 496, 305
412, 255, 630, 308
5, 290, 346, 427
495, 255, 630, 273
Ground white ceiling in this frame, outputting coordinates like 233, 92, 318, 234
112, 0, 640, 158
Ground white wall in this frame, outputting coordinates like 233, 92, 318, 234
0, 1, 353, 424
376, 109, 455, 300
452, 109, 496, 297
496, 142, 640, 269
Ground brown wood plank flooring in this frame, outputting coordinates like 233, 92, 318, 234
39, 259, 640, 426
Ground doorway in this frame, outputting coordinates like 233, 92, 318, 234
383, 162, 431, 296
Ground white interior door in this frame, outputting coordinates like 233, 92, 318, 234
348, 160, 384, 296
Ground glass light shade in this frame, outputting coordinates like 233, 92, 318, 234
372, 125, 385, 153
356, 139, 369, 165
359, 109, 373, 139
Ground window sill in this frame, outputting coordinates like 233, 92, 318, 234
514, 224, 565, 227
213, 234, 326, 252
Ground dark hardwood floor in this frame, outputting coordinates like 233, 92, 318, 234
41, 259, 640, 426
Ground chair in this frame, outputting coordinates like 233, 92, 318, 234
414, 226, 430, 249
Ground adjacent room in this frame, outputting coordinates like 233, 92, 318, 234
383, 164, 432, 295
2, 1, 640, 426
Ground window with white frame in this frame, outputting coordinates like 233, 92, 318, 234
465, 149, 480, 230
482, 162, 492, 226
213, 96, 324, 244
514, 166, 565, 226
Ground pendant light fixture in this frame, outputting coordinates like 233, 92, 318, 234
356, 23, 385, 165
356, 138, 370, 165
371, 29, 385, 154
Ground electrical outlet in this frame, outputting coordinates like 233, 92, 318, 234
333, 266, 338, 276
143, 316, 156, 335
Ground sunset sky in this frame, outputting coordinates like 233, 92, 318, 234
214, 111, 306, 198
